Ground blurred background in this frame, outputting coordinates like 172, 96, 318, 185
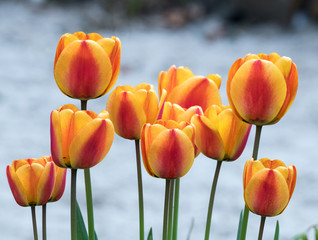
1, 0, 318, 239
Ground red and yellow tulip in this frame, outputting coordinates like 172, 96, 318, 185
6, 156, 56, 207
54, 31, 121, 100
227, 53, 298, 125
191, 105, 251, 161
106, 83, 159, 139
141, 120, 195, 179
50, 104, 114, 169
243, 158, 297, 217
47, 156, 67, 202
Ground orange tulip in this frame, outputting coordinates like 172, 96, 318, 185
191, 105, 251, 161
227, 53, 298, 125
106, 83, 159, 139
243, 158, 297, 217
54, 31, 121, 100
50, 104, 114, 169
6, 156, 55, 207
46, 156, 67, 202
140, 120, 195, 179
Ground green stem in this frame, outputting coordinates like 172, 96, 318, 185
31, 206, 38, 240
71, 169, 77, 240
167, 179, 175, 240
258, 217, 266, 240
42, 204, 47, 240
135, 139, 145, 240
163, 180, 171, 240
172, 178, 180, 240
81, 100, 88, 111
239, 125, 263, 240
252, 125, 263, 160
84, 168, 95, 240
204, 160, 223, 240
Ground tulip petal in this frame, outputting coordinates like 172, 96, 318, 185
147, 129, 194, 178
243, 159, 265, 189
36, 162, 55, 205
69, 119, 114, 168
229, 59, 287, 125
245, 169, 290, 216
191, 115, 225, 160
6, 165, 28, 206
54, 40, 112, 100
168, 76, 222, 111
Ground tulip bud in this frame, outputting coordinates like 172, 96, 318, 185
7, 157, 56, 207
106, 83, 159, 139
54, 31, 121, 100
140, 120, 195, 179
50, 104, 115, 169
191, 105, 251, 161
227, 53, 298, 125
243, 158, 297, 217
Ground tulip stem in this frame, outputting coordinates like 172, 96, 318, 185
252, 125, 263, 160
135, 139, 145, 240
168, 179, 175, 240
42, 204, 47, 240
172, 178, 180, 240
71, 169, 77, 240
31, 206, 38, 240
239, 125, 263, 240
204, 160, 223, 240
163, 179, 171, 240
81, 100, 88, 111
258, 216, 266, 240
84, 168, 95, 240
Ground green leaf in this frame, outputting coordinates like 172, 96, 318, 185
314, 226, 318, 240
274, 220, 279, 240
147, 228, 153, 240
236, 210, 243, 240
76, 201, 88, 240
293, 233, 308, 240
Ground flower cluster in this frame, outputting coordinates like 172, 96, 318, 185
6, 30, 299, 240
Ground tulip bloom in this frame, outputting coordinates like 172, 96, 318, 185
227, 53, 298, 125
141, 120, 195, 179
46, 156, 67, 202
243, 158, 297, 217
50, 104, 115, 169
54, 31, 121, 100
106, 83, 159, 139
7, 157, 55, 207
191, 105, 251, 161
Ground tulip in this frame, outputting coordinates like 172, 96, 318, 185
50, 104, 115, 169
243, 158, 297, 217
227, 53, 298, 125
141, 120, 195, 179
166, 76, 222, 112
191, 105, 251, 161
106, 83, 159, 139
54, 31, 121, 100
6, 157, 55, 207
46, 156, 67, 202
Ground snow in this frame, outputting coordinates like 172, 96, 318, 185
1, 1, 317, 239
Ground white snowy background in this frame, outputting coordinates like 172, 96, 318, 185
0, 1, 317, 240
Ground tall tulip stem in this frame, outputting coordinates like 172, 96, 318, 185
252, 125, 263, 160
168, 179, 175, 240
172, 178, 180, 240
239, 125, 263, 240
31, 206, 38, 240
84, 168, 95, 240
258, 217, 266, 240
163, 180, 171, 240
81, 100, 88, 111
135, 139, 144, 240
42, 204, 47, 240
71, 169, 77, 240
204, 160, 223, 240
